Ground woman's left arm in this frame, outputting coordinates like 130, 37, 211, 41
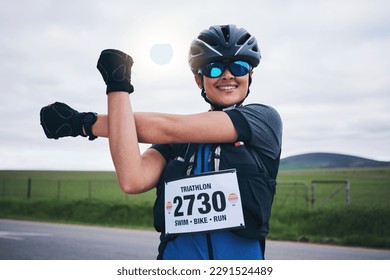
91, 110, 239, 144
134, 111, 238, 144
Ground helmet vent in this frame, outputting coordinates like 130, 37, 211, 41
198, 34, 218, 47
221, 25, 230, 43
251, 43, 259, 52
237, 33, 251, 46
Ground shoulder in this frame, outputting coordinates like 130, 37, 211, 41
225, 103, 282, 130
246, 104, 282, 128
225, 103, 283, 158
238, 103, 281, 120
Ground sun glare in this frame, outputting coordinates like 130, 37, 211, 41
123, 21, 192, 84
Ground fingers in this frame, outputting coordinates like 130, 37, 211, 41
97, 49, 134, 94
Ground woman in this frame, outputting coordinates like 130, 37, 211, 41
40, 24, 283, 260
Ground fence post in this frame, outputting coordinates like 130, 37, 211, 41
345, 181, 350, 206
57, 180, 61, 200
304, 183, 309, 208
27, 178, 32, 199
311, 182, 315, 208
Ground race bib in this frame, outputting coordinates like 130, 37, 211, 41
164, 169, 245, 236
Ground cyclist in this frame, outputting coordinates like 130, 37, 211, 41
40, 24, 282, 260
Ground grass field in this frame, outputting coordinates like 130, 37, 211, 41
1, 168, 389, 248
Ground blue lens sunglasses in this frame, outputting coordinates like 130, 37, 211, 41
198, 61, 252, 78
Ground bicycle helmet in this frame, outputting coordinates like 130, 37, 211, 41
188, 24, 261, 110
189, 24, 261, 74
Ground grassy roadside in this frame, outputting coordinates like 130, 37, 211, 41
1, 168, 389, 249
269, 205, 390, 248
1, 198, 389, 249
0, 198, 154, 230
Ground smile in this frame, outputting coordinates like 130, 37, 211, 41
217, 85, 237, 90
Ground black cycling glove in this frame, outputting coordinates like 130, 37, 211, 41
96, 49, 134, 94
40, 102, 87, 139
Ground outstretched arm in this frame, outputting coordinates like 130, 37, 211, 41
39, 98, 237, 195
92, 110, 238, 144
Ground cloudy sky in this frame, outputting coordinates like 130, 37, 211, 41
1, 0, 389, 170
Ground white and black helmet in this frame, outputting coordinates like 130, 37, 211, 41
189, 24, 261, 74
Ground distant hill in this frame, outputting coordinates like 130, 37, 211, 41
280, 152, 390, 170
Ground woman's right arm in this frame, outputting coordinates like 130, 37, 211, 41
106, 92, 168, 194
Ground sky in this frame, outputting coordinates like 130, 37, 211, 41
0, 0, 389, 171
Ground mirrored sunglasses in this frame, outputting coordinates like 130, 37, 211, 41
198, 61, 252, 78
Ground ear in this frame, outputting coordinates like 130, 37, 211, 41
248, 70, 253, 87
194, 75, 203, 89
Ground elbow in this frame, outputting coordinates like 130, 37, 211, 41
117, 176, 145, 194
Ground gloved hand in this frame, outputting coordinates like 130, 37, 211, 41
96, 49, 134, 94
40, 102, 86, 139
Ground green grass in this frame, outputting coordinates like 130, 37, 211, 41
1, 168, 389, 248
0, 198, 154, 229
269, 206, 390, 248
269, 167, 390, 248
275, 167, 390, 208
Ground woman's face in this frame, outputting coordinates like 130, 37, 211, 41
195, 68, 252, 108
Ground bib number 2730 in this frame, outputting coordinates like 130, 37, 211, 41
164, 169, 245, 235
174, 191, 226, 217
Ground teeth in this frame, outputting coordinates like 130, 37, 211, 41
218, 86, 236, 90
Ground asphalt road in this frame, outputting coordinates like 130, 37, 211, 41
1, 219, 389, 260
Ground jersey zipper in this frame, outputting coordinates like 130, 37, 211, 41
206, 233, 214, 260
193, 144, 215, 259
201, 144, 215, 259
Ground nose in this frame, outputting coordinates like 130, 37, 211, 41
220, 68, 234, 79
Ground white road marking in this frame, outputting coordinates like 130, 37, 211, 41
0, 231, 51, 240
